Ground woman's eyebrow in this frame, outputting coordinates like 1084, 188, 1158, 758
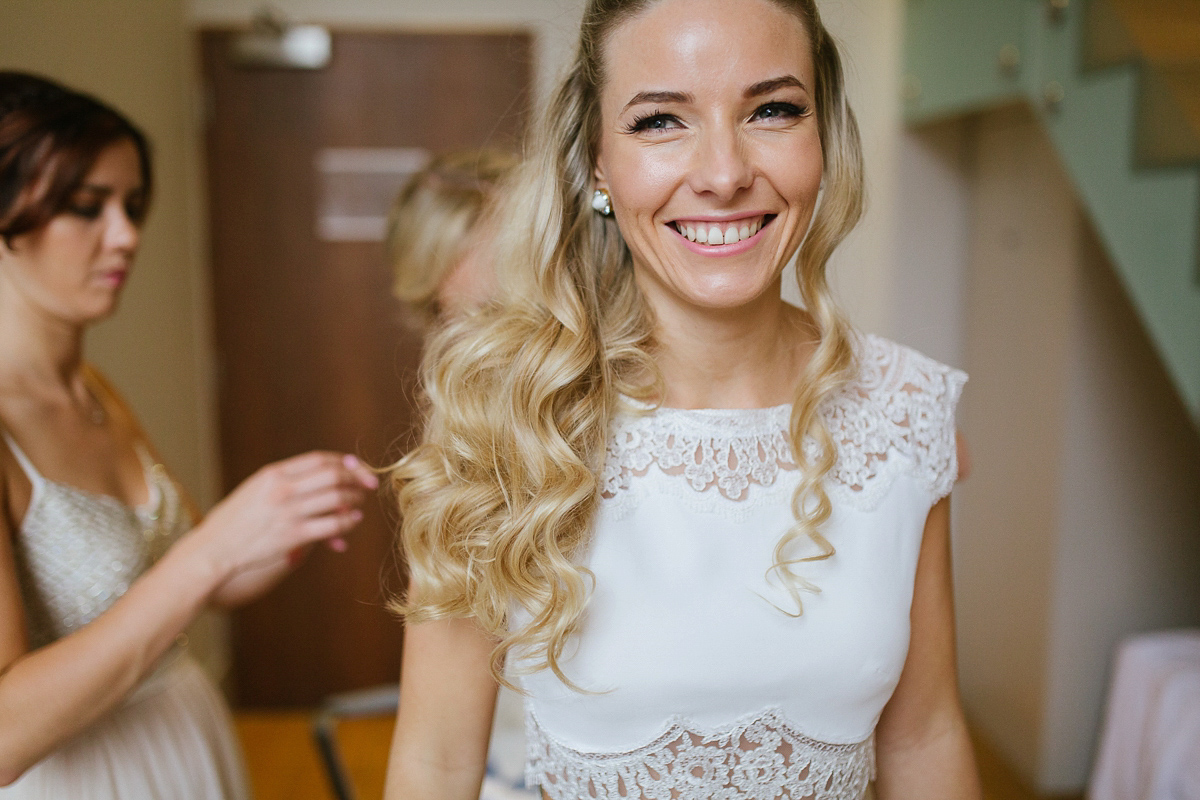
745, 75, 807, 97
622, 89, 693, 113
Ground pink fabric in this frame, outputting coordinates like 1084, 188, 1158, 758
1089, 630, 1200, 800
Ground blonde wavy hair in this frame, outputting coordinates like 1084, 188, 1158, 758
390, 0, 864, 687
386, 149, 517, 323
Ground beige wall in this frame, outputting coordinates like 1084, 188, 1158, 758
812, 0, 905, 336
1041, 221, 1200, 790
955, 106, 1081, 781
948, 106, 1200, 793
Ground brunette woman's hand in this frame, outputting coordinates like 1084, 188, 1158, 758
186, 452, 378, 600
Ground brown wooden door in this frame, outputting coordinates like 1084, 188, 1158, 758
201, 30, 531, 707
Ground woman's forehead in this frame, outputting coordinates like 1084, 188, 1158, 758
600, 0, 813, 102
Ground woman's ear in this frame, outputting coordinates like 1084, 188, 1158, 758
593, 154, 609, 192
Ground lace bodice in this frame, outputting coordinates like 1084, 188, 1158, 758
602, 334, 965, 510
518, 336, 966, 800
3, 432, 190, 650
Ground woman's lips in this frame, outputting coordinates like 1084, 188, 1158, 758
95, 269, 128, 288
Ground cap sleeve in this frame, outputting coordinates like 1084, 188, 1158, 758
850, 336, 968, 505
920, 358, 968, 503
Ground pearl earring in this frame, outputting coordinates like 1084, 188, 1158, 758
591, 188, 613, 217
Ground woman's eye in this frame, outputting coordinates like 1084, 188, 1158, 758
67, 203, 102, 220
752, 102, 806, 121
627, 113, 682, 134
125, 200, 148, 225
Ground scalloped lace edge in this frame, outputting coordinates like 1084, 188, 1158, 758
526, 705, 875, 800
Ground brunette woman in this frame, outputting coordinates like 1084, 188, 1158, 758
0, 72, 377, 798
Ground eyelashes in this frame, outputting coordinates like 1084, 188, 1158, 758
65, 196, 148, 225
753, 101, 809, 121
624, 101, 811, 134
625, 111, 679, 134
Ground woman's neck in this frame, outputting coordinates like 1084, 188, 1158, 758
0, 286, 86, 394
648, 289, 816, 410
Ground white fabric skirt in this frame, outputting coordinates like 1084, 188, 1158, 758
1, 654, 249, 800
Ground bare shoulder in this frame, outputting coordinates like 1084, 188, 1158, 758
0, 421, 31, 533
0, 435, 31, 668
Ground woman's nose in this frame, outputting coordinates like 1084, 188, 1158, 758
104, 205, 140, 252
687, 126, 754, 201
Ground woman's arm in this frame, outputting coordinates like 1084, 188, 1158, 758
0, 449, 374, 786
874, 497, 981, 800
385, 617, 499, 800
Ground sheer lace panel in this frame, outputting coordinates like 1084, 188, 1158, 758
602, 336, 966, 511
527, 707, 874, 800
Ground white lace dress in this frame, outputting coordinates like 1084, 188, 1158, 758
1, 432, 249, 800
515, 335, 967, 800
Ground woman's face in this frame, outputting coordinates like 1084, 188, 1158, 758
0, 138, 147, 324
594, 0, 822, 319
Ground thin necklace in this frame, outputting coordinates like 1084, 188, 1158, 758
82, 385, 107, 426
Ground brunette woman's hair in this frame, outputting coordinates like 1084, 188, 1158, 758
0, 71, 153, 245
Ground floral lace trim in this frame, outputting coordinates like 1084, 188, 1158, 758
526, 706, 875, 800
602, 335, 966, 510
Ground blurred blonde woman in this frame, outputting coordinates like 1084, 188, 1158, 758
385, 1, 983, 798
387, 150, 517, 322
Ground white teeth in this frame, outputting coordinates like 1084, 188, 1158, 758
674, 216, 767, 246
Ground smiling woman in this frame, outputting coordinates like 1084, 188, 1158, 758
384, 2, 981, 799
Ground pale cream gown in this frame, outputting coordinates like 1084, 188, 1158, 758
1, 430, 249, 799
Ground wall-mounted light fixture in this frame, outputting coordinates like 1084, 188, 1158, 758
229, 8, 331, 70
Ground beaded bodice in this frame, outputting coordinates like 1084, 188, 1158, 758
518, 335, 967, 800
3, 432, 190, 650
